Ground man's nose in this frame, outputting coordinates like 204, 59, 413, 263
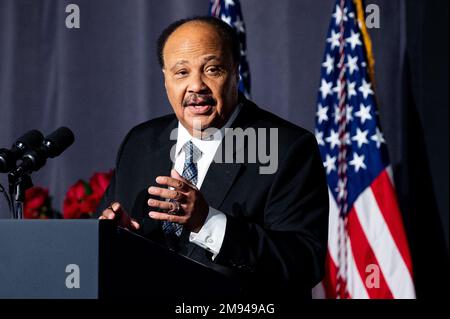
187, 73, 209, 93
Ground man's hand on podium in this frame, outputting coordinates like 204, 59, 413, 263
99, 202, 140, 231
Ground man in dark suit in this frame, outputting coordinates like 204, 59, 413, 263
99, 16, 329, 298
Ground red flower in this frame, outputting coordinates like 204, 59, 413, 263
89, 170, 113, 201
63, 171, 113, 219
63, 180, 93, 219
24, 187, 49, 219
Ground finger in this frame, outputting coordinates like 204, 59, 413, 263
110, 202, 122, 215
102, 209, 115, 220
148, 211, 185, 224
102, 201, 122, 219
148, 198, 177, 211
148, 186, 184, 201
171, 169, 197, 190
130, 219, 140, 230
170, 169, 187, 182
155, 175, 189, 192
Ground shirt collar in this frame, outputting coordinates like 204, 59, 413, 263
175, 102, 243, 156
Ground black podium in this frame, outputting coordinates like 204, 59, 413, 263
0, 220, 242, 299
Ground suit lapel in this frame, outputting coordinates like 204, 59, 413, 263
154, 117, 178, 175
200, 161, 242, 210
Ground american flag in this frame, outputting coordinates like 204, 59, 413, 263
209, 0, 251, 98
313, 0, 415, 298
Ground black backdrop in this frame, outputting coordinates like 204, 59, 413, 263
0, 0, 448, 298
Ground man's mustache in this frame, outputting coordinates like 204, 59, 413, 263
183, 94, 217, 107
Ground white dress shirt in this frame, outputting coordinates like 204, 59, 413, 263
173, 104, 242, 259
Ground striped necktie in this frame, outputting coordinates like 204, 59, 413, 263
162, 140, 201, 237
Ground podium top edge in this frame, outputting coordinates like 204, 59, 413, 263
0, 219, 101, 223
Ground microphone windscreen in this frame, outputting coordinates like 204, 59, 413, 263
44, 127, 75, 157
15, 130, 44, 149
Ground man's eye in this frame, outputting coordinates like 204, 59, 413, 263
175, 70, 188, 77
206, 67, 222, 75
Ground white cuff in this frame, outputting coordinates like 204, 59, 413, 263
189, 207, 227, 260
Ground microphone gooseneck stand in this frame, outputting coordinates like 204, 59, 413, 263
8, 172, 33, 219
0, 182, 12, 216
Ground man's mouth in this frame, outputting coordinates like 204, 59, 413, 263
187, 104, 213, 114
183, 94, 216, 115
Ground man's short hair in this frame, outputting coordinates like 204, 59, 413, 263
156, 16, 241, 69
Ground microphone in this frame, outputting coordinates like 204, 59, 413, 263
11, 127, 75, 177
0, 130, 44, 173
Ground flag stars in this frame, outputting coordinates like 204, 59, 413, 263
345, 30, 362, 50
319, 79, 333, 99
333, 5, 348, 25
322, 54, 335, 75
316, 104, 329, 124
352, 128, 369, 148
315, 129, 325, 146
327, 29, 341, 50
325, 129, 341, 149
345, 105, 354, 123
346, 55, 359, 75
349, 152, 367, 172
347, 81, 357, 98
332, 80, 343, 95
323, 154, 337, 174
224, 0, 235, 10
343, 131, 351, 145
333, 105, 341, 124
221, 14, 232, 26
335, 179, 346, 200
234, 17, 245, 33
358, 79, 374, 99
333, 105, 353, 124
371, 127, 386, 148
355, 103, 372, 124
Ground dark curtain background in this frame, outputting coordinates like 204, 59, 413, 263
0, 0, 448, 298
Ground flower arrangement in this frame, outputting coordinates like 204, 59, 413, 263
21, 170, 113, 219
24, 186, 60, 219
63, 170, 113, 219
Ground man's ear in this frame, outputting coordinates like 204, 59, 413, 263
162, 68, 168, 90
234, 68, 240, 87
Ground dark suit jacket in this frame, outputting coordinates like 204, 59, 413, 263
98, 96, 329, 298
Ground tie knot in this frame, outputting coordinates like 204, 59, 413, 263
183, 140, 202, 163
